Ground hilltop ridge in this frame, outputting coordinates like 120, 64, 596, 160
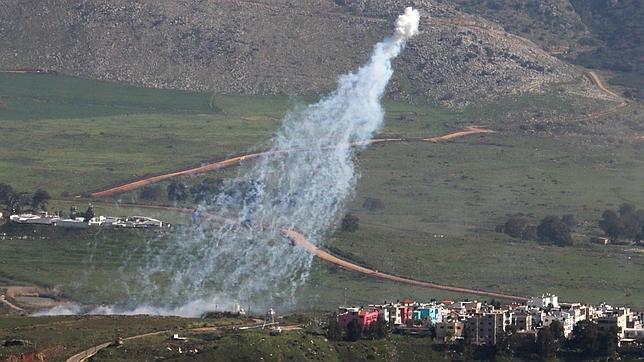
0, 0, 581, 106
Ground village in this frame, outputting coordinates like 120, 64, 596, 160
331, 293, 644, 353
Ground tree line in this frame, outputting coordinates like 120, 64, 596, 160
599, 203, 644, 243
496, 214, 575, 246
0, 183, 51, 213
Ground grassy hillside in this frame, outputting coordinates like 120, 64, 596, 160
0, 73, 642, 311
0, 315, 245, 360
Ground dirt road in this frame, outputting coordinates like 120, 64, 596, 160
0, 294, 26, 313
585, 70, 623, 100
88, 127, 493, 198
65, 320, 266, 362
66, 330, 169, 362
284, 230, 527, 302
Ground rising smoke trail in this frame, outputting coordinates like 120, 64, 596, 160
42, 8, 421, 317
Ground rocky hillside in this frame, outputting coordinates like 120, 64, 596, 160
0, 0, 580, 106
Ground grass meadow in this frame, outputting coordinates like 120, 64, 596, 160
0, 73, 642, 311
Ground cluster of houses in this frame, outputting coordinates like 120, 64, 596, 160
5, 211, 166, 229
337, 294, 644, 346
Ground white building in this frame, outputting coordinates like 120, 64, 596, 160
527, 294, 559, 309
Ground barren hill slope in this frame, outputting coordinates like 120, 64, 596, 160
0, 0, 579, 106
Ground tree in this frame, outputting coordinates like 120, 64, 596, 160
599, 209, 623, 240
373, 318, 389, 339
5, 192, 30, 213
325, 313, 343, 341
598, 326, 618, 358
599, 205, 644, 242
167, 181, 188, 202
83, 205, 95, 222
549, 320, 564, 342
346, 318, 363, 341
0, 183, 14, 205
504, 217, 529, 239
537, 216, 572, 246
536, 327, 557, 359
31, 189, 51, 211
619, 203, 636, 217
522, 225, 538, 241
570, 320, 599, 356
139, 185, 163, 201
341, 214, 359, 232
190, 179, 223, 204
561, 214, 577, 229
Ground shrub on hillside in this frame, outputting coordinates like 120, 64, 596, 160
537, 216, 573, 246
341, 214, 360, 232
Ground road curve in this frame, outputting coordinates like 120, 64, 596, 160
66, 330, 169, 362
585, 70, 623, 100
0, 294, 26, 313
88, 127, 493, 198
85, 127, 529, 301
284, 230, 527, 302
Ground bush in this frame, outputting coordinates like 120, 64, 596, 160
167, 181, 188, 202
599, 203, 644, 242
503, 217, 529, 239
326, 314, 343, 341
139, 185, 163, 200
346, 318, 363, 341
341, 214, 360, 232
537, 216, 572, 246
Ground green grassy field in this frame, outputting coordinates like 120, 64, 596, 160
1, 73, 642, 313
0, 314, 246, 360
92, 328, 449, 362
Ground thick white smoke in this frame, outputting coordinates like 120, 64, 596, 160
55, 8, 420, 317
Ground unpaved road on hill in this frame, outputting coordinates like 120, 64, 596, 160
65, 320, 267, 362
283, 229, 528, 302
585, 70, 623, 100
66, 330, 169, 362
88, 127, 493, 198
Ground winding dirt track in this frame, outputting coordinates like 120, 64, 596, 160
283, 230, 528, 302
89, 127, 492, 198
82, 68, 632, 302
585, 70, 623, 100
85, 127, 535, 302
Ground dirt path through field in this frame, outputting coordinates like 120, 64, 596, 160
87, 127, 493, 198
82, 127, 531, 302
284, 230, 527, 302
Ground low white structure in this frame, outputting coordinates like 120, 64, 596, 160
53, 217, 89, 229
9, 212, 59, 225
112, 216, 164, 228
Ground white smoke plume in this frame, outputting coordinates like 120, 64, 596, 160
49, 8, 420, 317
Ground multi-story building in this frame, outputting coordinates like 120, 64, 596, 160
527, 294, 559, 310
597, 307, 629, 339
464, 311, 512, 346
337, 307, 380, 331
435, 319, 464, 343
512, 311, 532, 331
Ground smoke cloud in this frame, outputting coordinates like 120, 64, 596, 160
54, 8, 420, 317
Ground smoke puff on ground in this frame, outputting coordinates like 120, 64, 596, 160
58, 8, 420, 318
